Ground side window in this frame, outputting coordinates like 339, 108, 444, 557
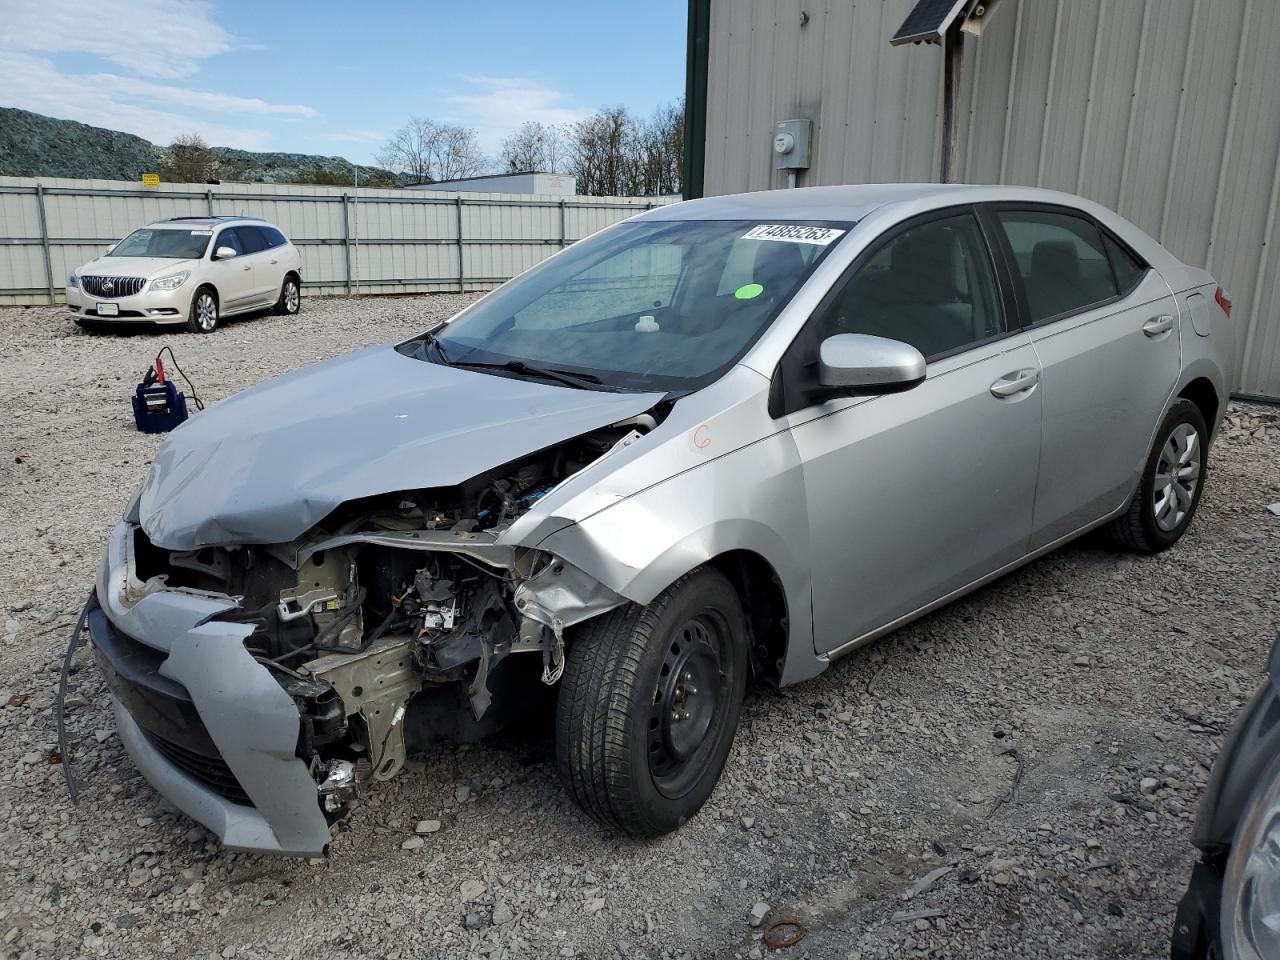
996, 210, 1119, 323
238, 226, 268, 255
214, 229, 243, 257
818, 212, 1002, 360
1103, 233, 1146, 295
261, 226, 287, 248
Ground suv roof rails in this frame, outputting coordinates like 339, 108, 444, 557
154, 215, 267, 223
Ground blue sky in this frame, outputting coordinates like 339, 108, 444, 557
0, 0, 687, 164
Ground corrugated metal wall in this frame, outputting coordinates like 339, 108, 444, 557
702, 0, 1280, 398
0, 176, 674, 306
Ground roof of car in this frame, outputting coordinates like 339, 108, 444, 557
148, 216, 270, 228
637, 183, 1092, 224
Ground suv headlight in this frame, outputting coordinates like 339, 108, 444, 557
150, 271, 190, 292
1223, 760, 1280, 960
67, 272, 78, 287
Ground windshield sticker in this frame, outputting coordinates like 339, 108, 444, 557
734, 283, 764, 300
741, 224, 845, 246
190, 230, 213, 236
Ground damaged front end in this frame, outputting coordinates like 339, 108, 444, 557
91, 419, 648, 856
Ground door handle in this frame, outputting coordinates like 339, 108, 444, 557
242, 264, 251, 271
270, 258, 279, 264
990, 368, 1040, 398
1143, 314, 1174, 337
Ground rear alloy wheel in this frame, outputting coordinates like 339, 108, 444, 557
187, 288, 219, 334
555, 567, 748, 837
274, 276, 301, 316
1108, 398, 1209, 552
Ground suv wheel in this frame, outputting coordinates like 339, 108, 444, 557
1108, 398, 1209, 552
555, 567, 748, 837
274, 276, 301, 316
187, 288, 219, 334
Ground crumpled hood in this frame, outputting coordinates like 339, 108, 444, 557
139, 345, 663, 550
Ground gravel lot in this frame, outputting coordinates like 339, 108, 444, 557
1, 296, 1278, 960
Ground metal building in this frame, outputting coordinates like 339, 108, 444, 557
406, 171, 578, 197
682, 0, 1280, 399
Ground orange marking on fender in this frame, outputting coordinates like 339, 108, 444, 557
693, 424, 711, 449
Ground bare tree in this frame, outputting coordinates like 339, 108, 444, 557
499, 121, 567, 173
564, 99, 684, 197
162, 132, 218, 184
376, 117, 488, 183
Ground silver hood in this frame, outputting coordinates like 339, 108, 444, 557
139, 345, 664, 550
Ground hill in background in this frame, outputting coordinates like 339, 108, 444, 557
0, 108, 410, 187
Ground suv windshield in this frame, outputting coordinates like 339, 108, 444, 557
410, 219, 849, 392
109, 228, 211, 260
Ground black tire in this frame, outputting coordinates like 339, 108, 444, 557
273, 275, 301, 316
1170, 857, 1225, 960
1108, 398, 1209, 553
186, 287, 219, 334
555, 567, 748, 837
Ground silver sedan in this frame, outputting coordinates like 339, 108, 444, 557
89, 184, 1232, 855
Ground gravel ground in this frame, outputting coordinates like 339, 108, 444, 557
1, 296, 1278, 960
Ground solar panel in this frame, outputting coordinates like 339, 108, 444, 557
890, 0, 971, 45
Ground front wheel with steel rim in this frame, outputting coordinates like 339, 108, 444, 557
556, 567, 748, 837
273, 276, 301, 316
186, 288, 219, 334
1108, 398, 1209, 553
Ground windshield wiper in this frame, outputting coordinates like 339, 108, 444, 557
450, 359, 604, 390
417, 330, 452, 364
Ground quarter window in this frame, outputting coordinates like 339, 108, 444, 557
1104, 233, 1146, 295
996, 210, 1119, 323
818, 212, 1002, 360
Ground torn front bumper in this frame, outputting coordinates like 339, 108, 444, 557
90, 521, 332, 856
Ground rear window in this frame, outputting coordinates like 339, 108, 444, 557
238, 227, 268, 254
996, 210, 1119, 323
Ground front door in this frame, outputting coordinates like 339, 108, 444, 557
786, 209, 1044, 654
211, 227, 255, 311
988, 206, 1182, 548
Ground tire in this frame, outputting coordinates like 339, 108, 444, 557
273, 275, 301, 316
1108, 398, 1209, 553
186, 287, 219, 334
1170, 857, 1225, 960
555, 567, 748, 837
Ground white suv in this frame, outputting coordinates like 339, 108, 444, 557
67, 216, 303, 333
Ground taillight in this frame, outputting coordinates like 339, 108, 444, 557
1215, 286, 1232, 317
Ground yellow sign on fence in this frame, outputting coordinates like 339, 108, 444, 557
141, 173, 160, 187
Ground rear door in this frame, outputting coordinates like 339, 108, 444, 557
234, 226, 274, 304
987, 205, 1180, 549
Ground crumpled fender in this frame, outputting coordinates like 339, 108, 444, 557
527, 424, 824, 685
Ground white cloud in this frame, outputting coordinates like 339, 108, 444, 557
0, 0, 318, 152
443, 77, 591, 155
0, 52, 274, 149
0, 0, 231, 79
328, 130, 385, 144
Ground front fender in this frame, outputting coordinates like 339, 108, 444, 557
532, 427, 825, 685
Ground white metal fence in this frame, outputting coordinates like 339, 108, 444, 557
0, 176, 678, 306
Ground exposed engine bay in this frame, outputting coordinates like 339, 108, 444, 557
127, 414, 655, 820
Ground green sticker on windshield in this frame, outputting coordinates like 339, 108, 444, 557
735, 282, 764, 300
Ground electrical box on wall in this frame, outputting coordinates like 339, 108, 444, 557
773, 119, 812, 171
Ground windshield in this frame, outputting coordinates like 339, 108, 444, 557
411, 219, 849, 392
109, 228, 211, 260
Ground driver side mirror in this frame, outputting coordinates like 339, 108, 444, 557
816, 333, 926, 396
214, 246, 237, 260
105, 243, 116, 255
